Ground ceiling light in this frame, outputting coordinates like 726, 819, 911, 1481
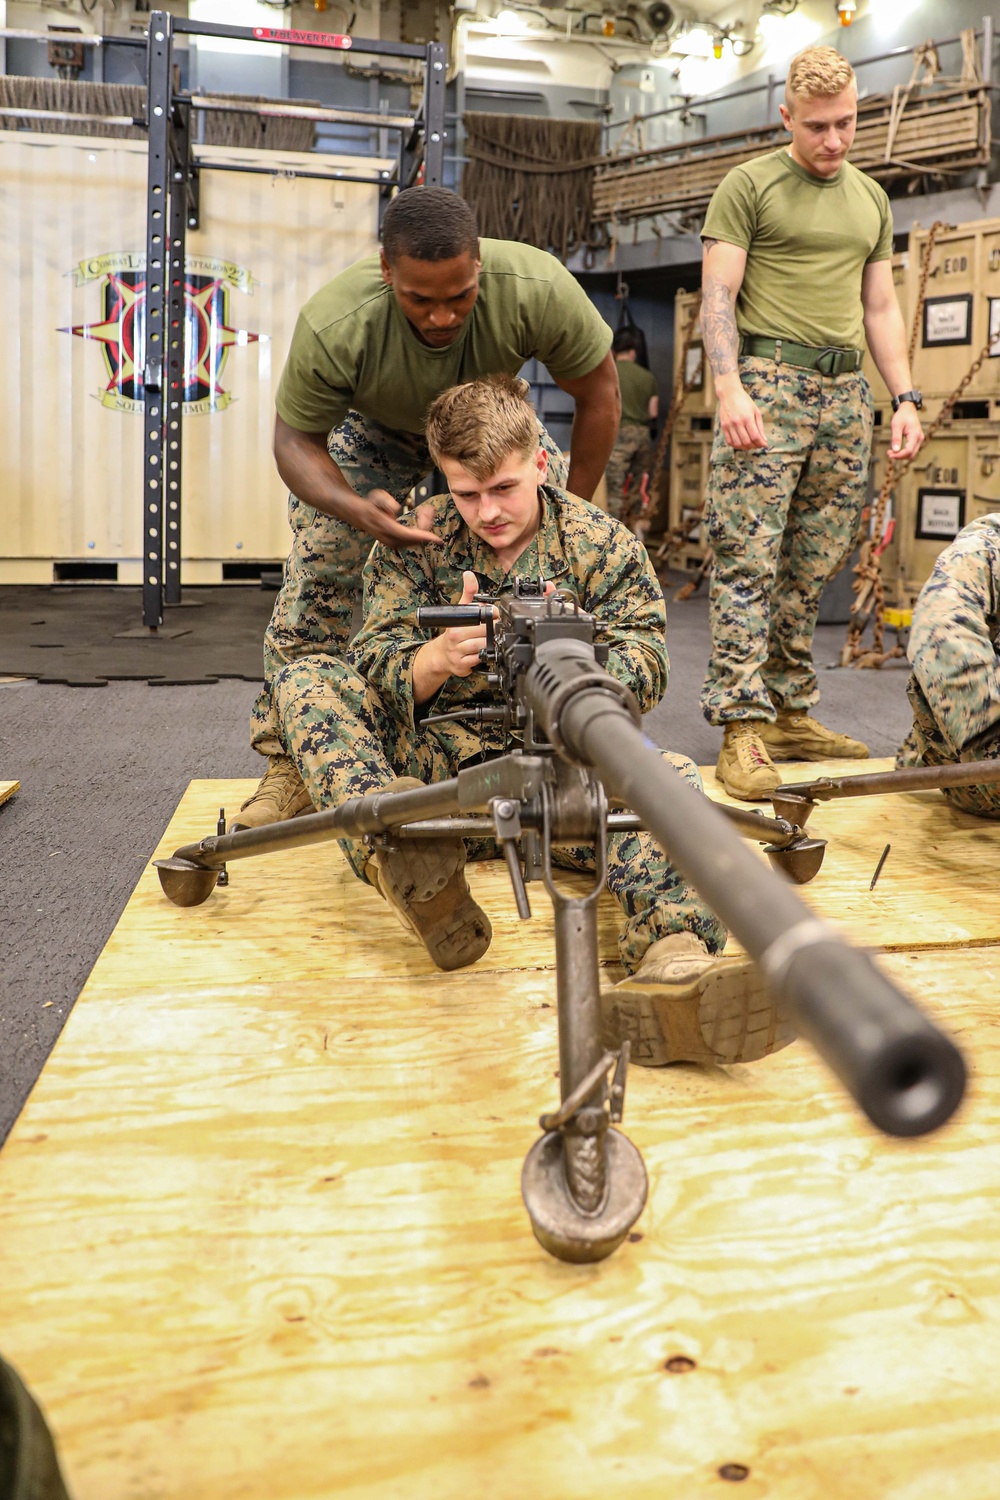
757, 8, 822, 56
837, 0, 857, 23
681, 24, 715, 57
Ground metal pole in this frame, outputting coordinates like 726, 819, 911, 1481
551, 894, 607, 1211
779, 757, 1000, 803
423, 40, 447, 186
984, 12, 994, 85
195, 160, 392, 187
187, 95, 415, 132
164, 100, 190, 605
0, 107, 141, 127
141, 11, 172, 630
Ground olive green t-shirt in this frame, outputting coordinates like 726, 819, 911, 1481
616, 358, 658, 426
701, 150, 894, 350
276, 238, 613, 435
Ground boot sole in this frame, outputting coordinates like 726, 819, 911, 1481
376, 839, 492, 973
759, 741, 869, 762
715, 768, 781, 802
716, 780, 779, 804
600, 958, 794, 1067
228, 797, 314, 833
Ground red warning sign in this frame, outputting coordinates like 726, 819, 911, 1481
252, 27, 353, 49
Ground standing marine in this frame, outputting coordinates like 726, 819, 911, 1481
699, 44, 924, 801
236, 187, 621, 829
604, 327, 659, 523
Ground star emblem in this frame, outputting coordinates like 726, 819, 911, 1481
61, 261, 260, 412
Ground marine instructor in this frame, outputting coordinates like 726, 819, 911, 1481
699, 45, 923, 801
237, 186, 621, 829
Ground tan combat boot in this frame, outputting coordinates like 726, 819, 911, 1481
759, 710, 869, 762
715, 722, 781, 801
230, 753, 313, 831
365, 778, 492, 972
600, 932, 794, 1067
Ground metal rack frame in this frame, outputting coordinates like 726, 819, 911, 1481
141, 10, 447, 628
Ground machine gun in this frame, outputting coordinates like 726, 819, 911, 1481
155, 580, 967, 1265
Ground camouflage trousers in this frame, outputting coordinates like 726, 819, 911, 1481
251, 410, 569, 758
701, 358, 874, 725
604, 420, 652, 521
901, 678, 1000, 819
273, 654, 726, 971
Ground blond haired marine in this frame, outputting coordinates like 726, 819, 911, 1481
699, 44, 923, 800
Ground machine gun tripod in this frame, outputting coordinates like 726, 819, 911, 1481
155, 581, 967, 1265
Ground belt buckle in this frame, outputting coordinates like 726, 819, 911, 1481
814, 347, 838, 377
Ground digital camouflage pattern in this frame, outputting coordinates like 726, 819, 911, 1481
274, 486, 727, 970
603, 419, 652, 521
352, 484, 666, 767
902, 514, 1000, 819
701, 357, 874, 725
250, 410, 569, 756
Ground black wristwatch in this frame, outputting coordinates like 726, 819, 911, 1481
891, 389, 923, 411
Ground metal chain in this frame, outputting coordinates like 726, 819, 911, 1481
841, 221, 950, 668
638, 294, 703, 552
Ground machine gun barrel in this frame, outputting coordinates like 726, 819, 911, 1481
524, 639, 966, 1139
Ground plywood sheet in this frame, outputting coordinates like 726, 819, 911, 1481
1, 775, 999, 1498
142, 764, 1000, 996
0, 779, 18, 808
703, 756, 1000, 955
0, 820, 996, 1494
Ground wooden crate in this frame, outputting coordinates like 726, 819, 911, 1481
907, 218, 1000, 401
664, 430, 712, 571
884, 421, 1000, 605
594, 85, 990, 227
673, 289, 715, 419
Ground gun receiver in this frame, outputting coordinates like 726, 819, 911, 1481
155, 579, 966, 1264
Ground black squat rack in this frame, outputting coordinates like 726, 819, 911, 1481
141, 10, 447, 629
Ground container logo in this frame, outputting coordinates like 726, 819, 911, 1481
60, 252, 263, 414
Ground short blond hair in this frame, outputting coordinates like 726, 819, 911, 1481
786, 46, 856, 109
426, 374, 541, 482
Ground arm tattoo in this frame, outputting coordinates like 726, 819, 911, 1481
701, 272, 739, 378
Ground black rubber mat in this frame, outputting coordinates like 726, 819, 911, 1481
0, 585, 276, 687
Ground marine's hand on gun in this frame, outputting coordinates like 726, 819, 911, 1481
423, 574, 558, 683
429, 571, 492, 679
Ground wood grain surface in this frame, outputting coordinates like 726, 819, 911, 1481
0, 772, 998, 1499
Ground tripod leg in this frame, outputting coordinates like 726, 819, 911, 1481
522, 889, 647, 1263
